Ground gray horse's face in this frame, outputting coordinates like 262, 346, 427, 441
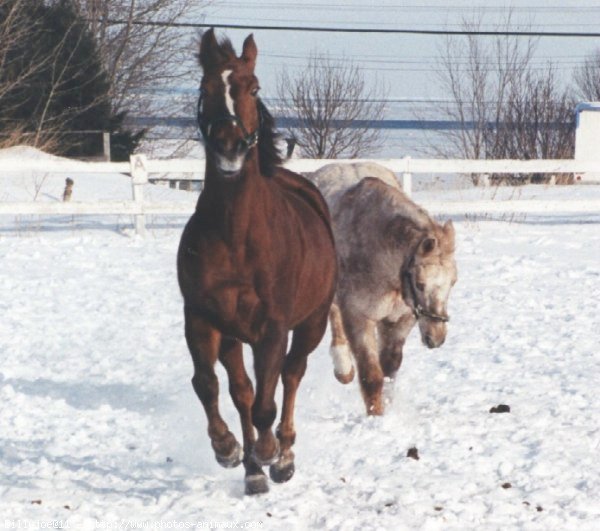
409, 221, 457, 348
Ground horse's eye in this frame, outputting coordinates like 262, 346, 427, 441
251, 86, 260, 97
416, 282, 425, 291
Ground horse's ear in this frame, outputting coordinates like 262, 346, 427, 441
199, 28, 226, 69
419, 236, 437, 256
241, 34, 257, 69
443, 220, 455, 249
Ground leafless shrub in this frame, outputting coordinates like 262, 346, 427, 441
433, 13, 575, 184
277, 53, 388, 158
574, 48, 600, 101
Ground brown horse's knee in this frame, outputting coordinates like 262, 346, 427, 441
251, 399, 277, 432
191, 371, 218, 404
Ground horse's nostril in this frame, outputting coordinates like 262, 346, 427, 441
425, 334, 435, 348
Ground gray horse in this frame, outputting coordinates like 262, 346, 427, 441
309, 163, 457, 415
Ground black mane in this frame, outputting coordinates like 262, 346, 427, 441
256, 98, 284, 177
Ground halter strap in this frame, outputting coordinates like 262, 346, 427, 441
197, 90, 259, 149
402, 269, 450, 323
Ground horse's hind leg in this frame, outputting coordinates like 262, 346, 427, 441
219, 338, 268, 495
184, 308, 241, 468
270, 307, 329, 483
329, 302, 355, 384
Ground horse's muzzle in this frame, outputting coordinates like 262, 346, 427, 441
424, 333, 445, 349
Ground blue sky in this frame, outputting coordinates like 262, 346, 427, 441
196, 0, 600, 101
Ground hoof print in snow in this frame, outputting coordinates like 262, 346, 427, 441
407, 447, 420, 460
31, 500, 42, 505
536, 506, 544, 512
64, 505, 71, 510
502, 482, 512, 489
490, 404, 511, 413
434, 506, 443, 512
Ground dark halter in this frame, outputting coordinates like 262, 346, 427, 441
402, 260, 450, 323
196, 89, 259, 150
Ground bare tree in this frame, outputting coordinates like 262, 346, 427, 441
77, 1, 206, 117
434, 14, 536, 160
504, 67, 575, 160
574, 48, 600, 101
277, 54, 387, 158
433, 14, 575, 183
1, 0, 116, 156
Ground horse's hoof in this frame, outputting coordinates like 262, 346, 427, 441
245, 473, 269, 495
334, 366, 355, 384
269, 460, 295, 483
251, 439, 280, 467
215, 441, 243, 469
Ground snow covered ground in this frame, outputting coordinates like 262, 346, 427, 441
1, 149, 599, 530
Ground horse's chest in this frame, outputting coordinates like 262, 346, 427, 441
199, 277, 266, 339
373, 290, 410, 321
181, 241, 266, 333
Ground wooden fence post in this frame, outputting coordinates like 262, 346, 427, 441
402, 156, 412, 197
103, 132, 111, 161
130, 154, 148, 236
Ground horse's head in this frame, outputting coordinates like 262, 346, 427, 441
197, 29, 261, 178
403, 220, 457, 349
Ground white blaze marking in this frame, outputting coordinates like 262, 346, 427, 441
221, 69, 235, 116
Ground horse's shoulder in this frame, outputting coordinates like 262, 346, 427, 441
272, 167, 332, 224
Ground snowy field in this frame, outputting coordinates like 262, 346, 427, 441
1, 150, 599, 530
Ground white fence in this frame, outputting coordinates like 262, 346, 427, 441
2, 154, 599, 235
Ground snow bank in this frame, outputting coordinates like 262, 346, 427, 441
0, 152, 599, 529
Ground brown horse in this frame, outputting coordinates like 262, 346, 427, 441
177, 30, 337, 495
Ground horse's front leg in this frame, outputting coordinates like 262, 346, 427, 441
219, 337, 270, 494
250, 321, 287, 466
378, 314, 414, 380
341, 309, 384, 415
184, 307, 242, 467
270, 306, 329, 484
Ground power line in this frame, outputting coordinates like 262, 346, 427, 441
211, 1, 600, 11
100, 19, 600, 38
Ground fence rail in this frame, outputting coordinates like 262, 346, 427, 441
2, 155, 599, 234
